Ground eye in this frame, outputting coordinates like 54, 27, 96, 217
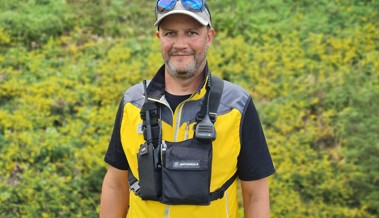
186, 31, 198, 36
164, 31, 176, 37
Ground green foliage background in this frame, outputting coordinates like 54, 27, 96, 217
0, 0, 378, 217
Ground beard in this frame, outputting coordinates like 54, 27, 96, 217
163, 48, 207, 80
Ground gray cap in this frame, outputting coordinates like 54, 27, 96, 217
154, 1, 211, 27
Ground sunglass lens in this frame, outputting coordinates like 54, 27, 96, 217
157, 0, 176, 12
182, 0, 203, 11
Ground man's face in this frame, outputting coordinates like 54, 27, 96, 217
156, 14, 215, 80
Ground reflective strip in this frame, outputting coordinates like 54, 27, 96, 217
164, 205, 170, 218
225, 191, 230, 218
185, 120, 190, 140
150, 97, 173, 115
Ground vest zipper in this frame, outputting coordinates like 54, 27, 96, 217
173, 102, 184, 142
173, 92, 196, 142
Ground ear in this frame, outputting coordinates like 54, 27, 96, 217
156, 30, 160, 39
207, 27, 215, 46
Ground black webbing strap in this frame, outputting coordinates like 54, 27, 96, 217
209, 172, 238, 201
128, 170, 140, 196
196, 74, 224, 123
129, 169, 239, 201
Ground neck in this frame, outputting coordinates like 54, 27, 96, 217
164, 66, 206, 95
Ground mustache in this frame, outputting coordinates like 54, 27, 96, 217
169, 50, 195, 56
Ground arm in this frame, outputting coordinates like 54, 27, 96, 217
238, 97, 275, 217
241, 177, 270, 218
100, 165, 130, 218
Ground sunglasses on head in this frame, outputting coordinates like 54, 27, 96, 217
156, 0, 205, 13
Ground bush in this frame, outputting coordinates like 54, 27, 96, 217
0, 0, 74, 46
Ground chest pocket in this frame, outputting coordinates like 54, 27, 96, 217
161, 139, 212, 205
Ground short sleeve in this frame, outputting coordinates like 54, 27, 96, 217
104, 98, 129, 170
237, 97, 275, 180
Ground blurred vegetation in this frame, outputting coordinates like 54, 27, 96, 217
0, 0, 378, 217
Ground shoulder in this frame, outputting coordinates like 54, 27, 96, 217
122, 82, 145, 108
218, 79, 251, 115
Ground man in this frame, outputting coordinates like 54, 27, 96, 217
100, 0, 275, 218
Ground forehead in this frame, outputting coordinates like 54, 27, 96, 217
159, 14, 205, 30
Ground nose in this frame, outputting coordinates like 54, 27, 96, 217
173, 35, 188, 50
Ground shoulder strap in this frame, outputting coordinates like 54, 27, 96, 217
209, 75, 224, 114
197, 74, 224, 123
